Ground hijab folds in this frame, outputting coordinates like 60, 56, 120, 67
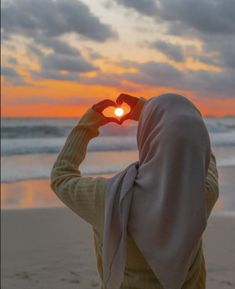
103, 93, 211, 289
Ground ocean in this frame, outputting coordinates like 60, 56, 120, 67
1, 117, 235, 213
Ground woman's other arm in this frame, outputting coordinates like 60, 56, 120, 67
205, 151, 219, 218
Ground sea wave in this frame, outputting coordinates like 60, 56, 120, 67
2, 131, 235, 156
1, 119, 137, 139
2, 117, 235, 138
1, 137, 138, 156
1, 117, 235, 156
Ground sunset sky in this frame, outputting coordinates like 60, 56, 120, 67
1, 0, 235, 118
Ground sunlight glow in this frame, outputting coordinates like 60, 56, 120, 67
114, 107, 124, 117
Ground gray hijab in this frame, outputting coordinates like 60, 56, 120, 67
103, 93, 211, 289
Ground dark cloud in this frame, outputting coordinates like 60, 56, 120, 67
2, 0, 116, 42
5, 95, 101, 105
78, 59, 234, 98
114, 0, 235, 35
7, 57, 18, 65
29, 49, 97, 81
149, 40, 184, 62
1, 66, 29, 86
35, 36, 80, 56
202, 35, 235, 69
122, 61, 235, 98
85, 47, 103, 60
42, 53, 96, 73
1, 0, 108, 81
124, 61, 185, 89
74, 61, 184, 89
114, 0, 158, 16
114, 0, 235, 99
79, 73, 121, 87
1, 66, 19, 78
187, 68, 235, 98
161, 0, 235, 35
32, 70, 77, 81
114, 0, 235, 68
115, 0, 235, 69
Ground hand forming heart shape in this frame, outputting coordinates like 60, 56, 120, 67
92, 94, 139, 125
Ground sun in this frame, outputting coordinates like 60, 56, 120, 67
114, 107, 124, 117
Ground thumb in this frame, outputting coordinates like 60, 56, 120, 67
106, 117, 121, 125
119, 112, 132, 124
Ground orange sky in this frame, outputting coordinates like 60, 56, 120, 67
2, 79, 235, 118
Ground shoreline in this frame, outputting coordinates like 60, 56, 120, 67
1, 165, 235, 213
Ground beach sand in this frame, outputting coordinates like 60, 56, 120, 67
1, 165, 235, 289
1, 207, 235, 289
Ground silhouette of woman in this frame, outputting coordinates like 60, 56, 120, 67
51, 93, 219, 289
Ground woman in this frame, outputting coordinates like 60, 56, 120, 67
51, 93, 219, 289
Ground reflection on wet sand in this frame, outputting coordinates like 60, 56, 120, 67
1, 173, 114, 209
1, 166, 235, 214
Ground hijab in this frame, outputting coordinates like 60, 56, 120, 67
103, 93, 211, 289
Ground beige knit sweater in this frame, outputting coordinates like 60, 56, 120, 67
51, 97, 219, 289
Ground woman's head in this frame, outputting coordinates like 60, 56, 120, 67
136, 93, 210, 169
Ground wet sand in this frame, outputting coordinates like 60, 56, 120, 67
1, 165, 235, 288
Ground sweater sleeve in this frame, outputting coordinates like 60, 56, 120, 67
50, 97, 147, 227
205, 151, 219, 218
50, 108, 108, 227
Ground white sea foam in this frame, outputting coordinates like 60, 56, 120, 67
1, 117, 235, 182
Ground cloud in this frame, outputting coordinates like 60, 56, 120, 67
186, 68, 235, 98
1, 66, 29, 86
2, 0, 116, 42
35, 36, 80, 56
76, 58, 234, 98
124, 61, 185, 88
30, 49, 97, 81
201, 35, 235, 69
1, 66, 19, 78
113, 0, 235, 69
5, 95, 102, 106
114, 0, 235, 35
2, 0, 234, 101
85, 47, 103, 60
122, 60, 235, 98
113, 0, 158, 16
1, 0, 109, 81
113, 0, 235, 98
71, 61, 185, 89
149, 40, 184, 62
79, 73, 122, 87
42, 53, 96, 73
162, 0, 235, 36
7, 57, 18, 65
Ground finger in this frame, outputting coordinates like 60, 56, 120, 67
99, 99, 117, 111
106, 117, 121, 125
116, 93, 131, 105
92, 99, 116, 113
119, 113, 132, 124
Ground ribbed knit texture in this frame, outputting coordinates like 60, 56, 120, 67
51, 97, 218, 289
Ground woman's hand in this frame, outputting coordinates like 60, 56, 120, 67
92, 99, 120, 125
116, 93, 139, 124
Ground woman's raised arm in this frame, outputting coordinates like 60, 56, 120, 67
50, 97, 147, 227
